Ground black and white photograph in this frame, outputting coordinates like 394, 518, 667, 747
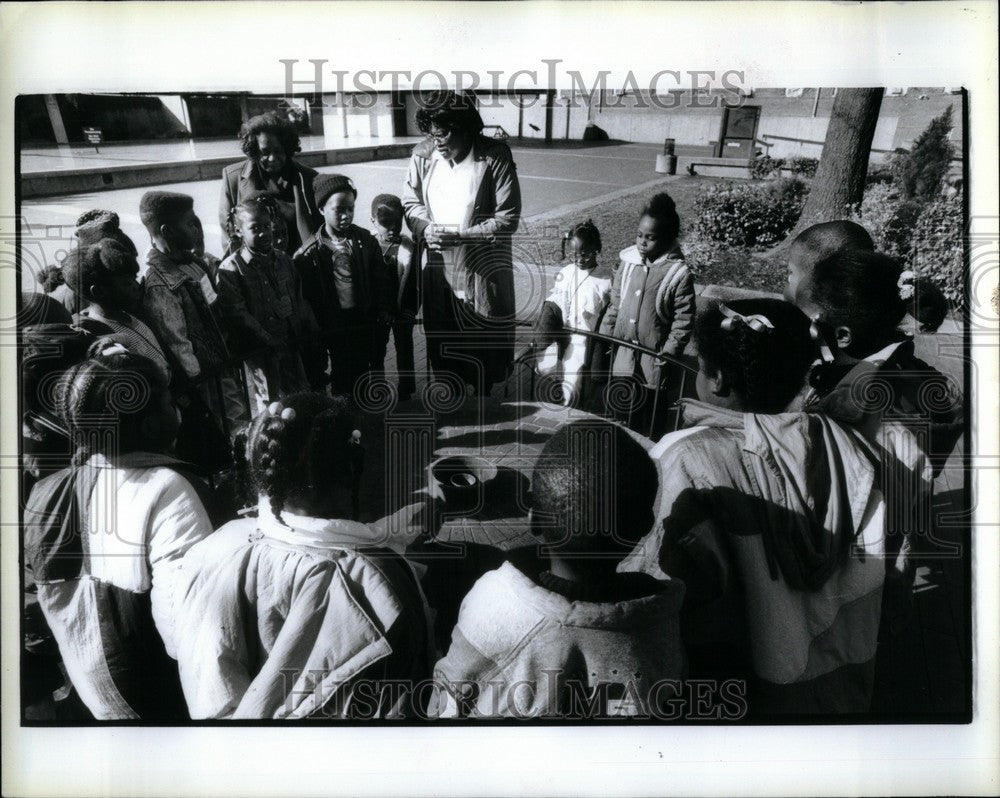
2, 2, 998, 796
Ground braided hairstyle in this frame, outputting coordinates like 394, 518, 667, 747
804, 249, 949, 357
226, 193, 281, 254
37, 265, 66, 294
561, 219, 602, 261
55, 348, 172, 466
695, 299, 817, 414
60, 238, 140, 304
244, 392, 363, 522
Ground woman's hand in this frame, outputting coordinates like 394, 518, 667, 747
425, 224, 463, 251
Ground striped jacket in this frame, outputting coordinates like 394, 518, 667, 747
599, 244, 695, 385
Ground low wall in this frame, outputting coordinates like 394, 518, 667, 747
20, 143, 416, 198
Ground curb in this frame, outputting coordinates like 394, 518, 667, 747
20, 143, 416, 198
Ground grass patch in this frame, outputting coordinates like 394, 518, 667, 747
514, 174, 789, 296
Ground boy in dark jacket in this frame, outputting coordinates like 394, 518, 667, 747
370, 194, 419, 400
294, 174, 396, 395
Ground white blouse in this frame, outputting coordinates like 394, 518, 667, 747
424, 149, 478, 298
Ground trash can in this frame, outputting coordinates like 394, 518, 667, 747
655, 137, 678, 175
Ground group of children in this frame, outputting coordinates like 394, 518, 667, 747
526, 191, 695, 438
21, 169, 962, 719
32, 178, 421, 468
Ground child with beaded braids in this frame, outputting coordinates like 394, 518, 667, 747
23, 346, 215, 719
619, 298, 887, 716
525, 219, 612, 407
175, 393, 429, 719
217, 195, 318, 410
789, 246, 962, 634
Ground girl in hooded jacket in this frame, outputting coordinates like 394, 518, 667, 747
598, 193, 695, 439
619, 298, 888, 716
175, 393, 429, 719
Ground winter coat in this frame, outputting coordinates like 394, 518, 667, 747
374, 232, 419, 317
801, 337, 963, 632
25, 452, 214, 719
294, 224, 397, 325
619, 400, 886, 715
220, 159, 321, 255
216, 246, 318, 354
600, 244, 695, 385
402, 135, 521, 378
175, 507, 429, 720
429, 561, 686, 718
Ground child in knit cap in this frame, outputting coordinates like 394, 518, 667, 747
294, 174, 396, 395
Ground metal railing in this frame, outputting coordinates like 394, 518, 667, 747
508, 321, 698, 439
25, 320, 699, 479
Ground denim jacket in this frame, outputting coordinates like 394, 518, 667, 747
216, 247, 318, 355
142, 248, 230, 380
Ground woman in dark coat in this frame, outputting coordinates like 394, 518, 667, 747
219, 111, 321, 256
402, 91, 522, 394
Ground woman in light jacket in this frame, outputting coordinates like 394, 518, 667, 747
402, 91, 522, 394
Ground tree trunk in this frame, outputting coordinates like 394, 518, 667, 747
771, 87, 885, 254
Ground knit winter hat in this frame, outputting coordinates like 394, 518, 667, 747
74, 210, 138, 256
139, 191, 195, 232
314, 174, 357, 209
61, 239, 140, 302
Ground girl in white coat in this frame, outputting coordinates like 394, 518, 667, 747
530, 220, 613, 406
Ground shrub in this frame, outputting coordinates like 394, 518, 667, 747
890, 105, 956, 201
848, 183, 924, 263
785, 156, 819, 178
693, 178, 807, 249
910, 193, 964, 309
866, 162, 895, 186
682, 236, 788, 294
749, 155, 784, 180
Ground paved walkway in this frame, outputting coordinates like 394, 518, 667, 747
19, 134, 423, 173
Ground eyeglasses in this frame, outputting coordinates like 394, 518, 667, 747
429, 128, 453, 145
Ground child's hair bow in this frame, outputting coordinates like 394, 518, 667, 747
719, 303, 775, 334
